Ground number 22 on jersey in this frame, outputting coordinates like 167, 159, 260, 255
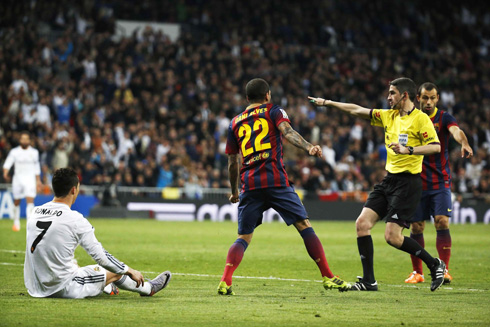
238, 118, 271, 156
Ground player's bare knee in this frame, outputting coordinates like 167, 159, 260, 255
355, 216, 371, 235
411, 221, 425, 234
384, 231, 402, 248
238, 234, 253, 245
293, 219, 311, 232
434, 216, 449, 230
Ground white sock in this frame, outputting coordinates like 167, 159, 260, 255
114, 275, 152, 295
26, 203, 34, 220
13, 206, 20, 227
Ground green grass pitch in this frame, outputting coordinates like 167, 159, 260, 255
1, 219, 489, 326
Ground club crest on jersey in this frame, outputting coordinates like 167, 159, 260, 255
423, 131, 428, 138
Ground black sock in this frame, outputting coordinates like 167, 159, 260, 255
357, 235, 375, 283
399, 236, 438, 268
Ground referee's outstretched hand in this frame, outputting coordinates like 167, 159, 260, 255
308, 96, 327, 106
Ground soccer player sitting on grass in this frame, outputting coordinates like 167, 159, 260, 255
24, 168, 171, 298
218, 78, 349, 295
309, 77, 446, 292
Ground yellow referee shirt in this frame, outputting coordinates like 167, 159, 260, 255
371, 108, 439, 174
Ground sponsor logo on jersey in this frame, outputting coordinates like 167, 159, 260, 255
245, 151, 270, 165
423, 131, 428, 138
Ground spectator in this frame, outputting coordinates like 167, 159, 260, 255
0, 0, 487, 202
157, 162, 173, 188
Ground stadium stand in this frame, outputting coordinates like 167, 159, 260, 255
0, 0, 489, 202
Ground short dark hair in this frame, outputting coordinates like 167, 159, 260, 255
52, 168, 79, 197
20, 131, 30, 138
418, 82, 439, 96
246, 78, 270, 103
389, 77, 417, 101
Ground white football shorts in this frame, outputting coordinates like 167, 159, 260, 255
49, 265, 107, 299
12, 176, 36, 199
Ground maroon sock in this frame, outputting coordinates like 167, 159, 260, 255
221, 239, 248, 285
300, 227, 334, 278
436, 229, 451, 268
410, 233, 425, 274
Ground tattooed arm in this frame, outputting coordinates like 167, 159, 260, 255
278, 122, 323, 158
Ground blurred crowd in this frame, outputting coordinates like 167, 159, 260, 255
0, 0, 489, 201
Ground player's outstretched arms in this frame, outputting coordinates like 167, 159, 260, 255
125, 267, 145, 287
308, 96, 371, 120
278, 122, 323, 158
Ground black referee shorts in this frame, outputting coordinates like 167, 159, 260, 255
364, 172, 422, 229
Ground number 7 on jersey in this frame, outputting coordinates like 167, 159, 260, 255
31, 221, 53, 253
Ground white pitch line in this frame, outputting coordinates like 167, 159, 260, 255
0, 262, 24, 266
142, 271, 319, 283
0, 250, 486, 293
0, 249, 25, 254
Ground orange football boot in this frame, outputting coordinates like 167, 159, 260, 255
405, 271, 425, 284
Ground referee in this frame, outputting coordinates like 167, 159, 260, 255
308, 77, 446, 292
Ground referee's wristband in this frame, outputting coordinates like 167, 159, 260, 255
407, 146, 414, 155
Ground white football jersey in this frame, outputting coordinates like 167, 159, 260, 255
3, 146, 41, 179
24, 201, 128, 297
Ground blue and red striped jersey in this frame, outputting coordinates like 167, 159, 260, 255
421, 108, 458, 191
225, 103, 291, 191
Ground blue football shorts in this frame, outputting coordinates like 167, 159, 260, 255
412, 188, 452, 222
237, 186, 308, 235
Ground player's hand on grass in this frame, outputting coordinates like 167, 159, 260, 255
308, 145, 323, 158
126, 267, 145, 287
229, 192, 239, 204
